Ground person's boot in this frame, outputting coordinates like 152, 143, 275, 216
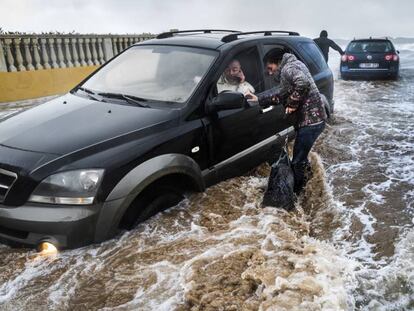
303, 162, 312, 185
292, 161, 309, 194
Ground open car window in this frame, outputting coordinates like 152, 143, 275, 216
216, 46, 263, 96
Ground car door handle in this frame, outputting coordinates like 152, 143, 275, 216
261, 106, 274, 114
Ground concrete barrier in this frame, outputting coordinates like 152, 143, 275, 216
0, 66, 98, 102
0, 34, 154, 103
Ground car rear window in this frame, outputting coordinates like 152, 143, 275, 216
298, 42, 328, 74
348, 41, 394, 53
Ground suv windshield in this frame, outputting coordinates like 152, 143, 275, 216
80, 45, 217, 104
348, 41, 393, 53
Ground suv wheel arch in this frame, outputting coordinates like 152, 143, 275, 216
94, 154, 205, 241
118, 173, 192, 229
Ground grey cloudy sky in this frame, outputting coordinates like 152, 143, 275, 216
1, 0, 413, 39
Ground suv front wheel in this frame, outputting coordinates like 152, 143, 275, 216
120, 183, 184, 229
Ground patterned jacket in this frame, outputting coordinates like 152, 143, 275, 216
258, 53, 327, 128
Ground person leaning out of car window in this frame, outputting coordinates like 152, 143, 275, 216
246, 52, 327, 193
217, 59, 255, 95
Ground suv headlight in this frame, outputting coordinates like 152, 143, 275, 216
29, 169, 104, 205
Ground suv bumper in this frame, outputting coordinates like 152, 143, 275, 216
0, 202, 101, 249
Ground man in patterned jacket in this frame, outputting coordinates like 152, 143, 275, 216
246, 53, 327, 193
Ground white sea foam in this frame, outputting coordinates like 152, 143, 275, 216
323, 50, 414, 309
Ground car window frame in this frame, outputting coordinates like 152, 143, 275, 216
212, 45, 264, 97
194, 42, 264, 119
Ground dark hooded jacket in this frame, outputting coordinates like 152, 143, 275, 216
258, 53, 327, 128
313, 31, 344, 62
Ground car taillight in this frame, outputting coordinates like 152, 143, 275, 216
342, 54, 355, 62
385, 54, 398, 61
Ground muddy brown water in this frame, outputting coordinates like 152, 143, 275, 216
0, 45, 413, 310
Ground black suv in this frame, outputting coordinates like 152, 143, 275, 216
340, 38, 400, 80
0, 30, 334, 249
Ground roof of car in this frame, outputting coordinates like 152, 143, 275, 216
351, 38, 392, 42
140, 34, 230, 49
135, 32, 310, 50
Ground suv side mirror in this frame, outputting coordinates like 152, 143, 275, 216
207, 91, 245, 114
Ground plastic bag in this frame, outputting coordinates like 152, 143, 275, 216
262, 147, 295, 211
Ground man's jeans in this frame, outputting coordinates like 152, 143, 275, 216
291, 122, 325, 193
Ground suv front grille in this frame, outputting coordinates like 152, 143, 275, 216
0, 168, 18, 203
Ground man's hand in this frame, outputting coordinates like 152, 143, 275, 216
245, 91, 258, 101
285, 107, 297, 114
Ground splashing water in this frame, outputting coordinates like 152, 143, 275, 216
0, 42, 414, 310
0, 155, 355, 311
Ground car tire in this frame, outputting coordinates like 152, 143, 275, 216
122, 184, 184, 229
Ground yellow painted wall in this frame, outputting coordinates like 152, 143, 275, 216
0, 66, 99, 103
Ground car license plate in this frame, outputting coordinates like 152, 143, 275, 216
359, 63, 379, 68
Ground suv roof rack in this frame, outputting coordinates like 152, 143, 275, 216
156, 29, 239, 39
221, 30, 300, 43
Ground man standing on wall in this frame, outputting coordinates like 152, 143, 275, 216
314, 30, 344, 62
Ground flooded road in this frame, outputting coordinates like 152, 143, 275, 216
0, 44, 413, 310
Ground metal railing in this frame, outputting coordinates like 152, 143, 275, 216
0, 34, 155, 72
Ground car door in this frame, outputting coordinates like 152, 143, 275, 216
204, 45, 265, 165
